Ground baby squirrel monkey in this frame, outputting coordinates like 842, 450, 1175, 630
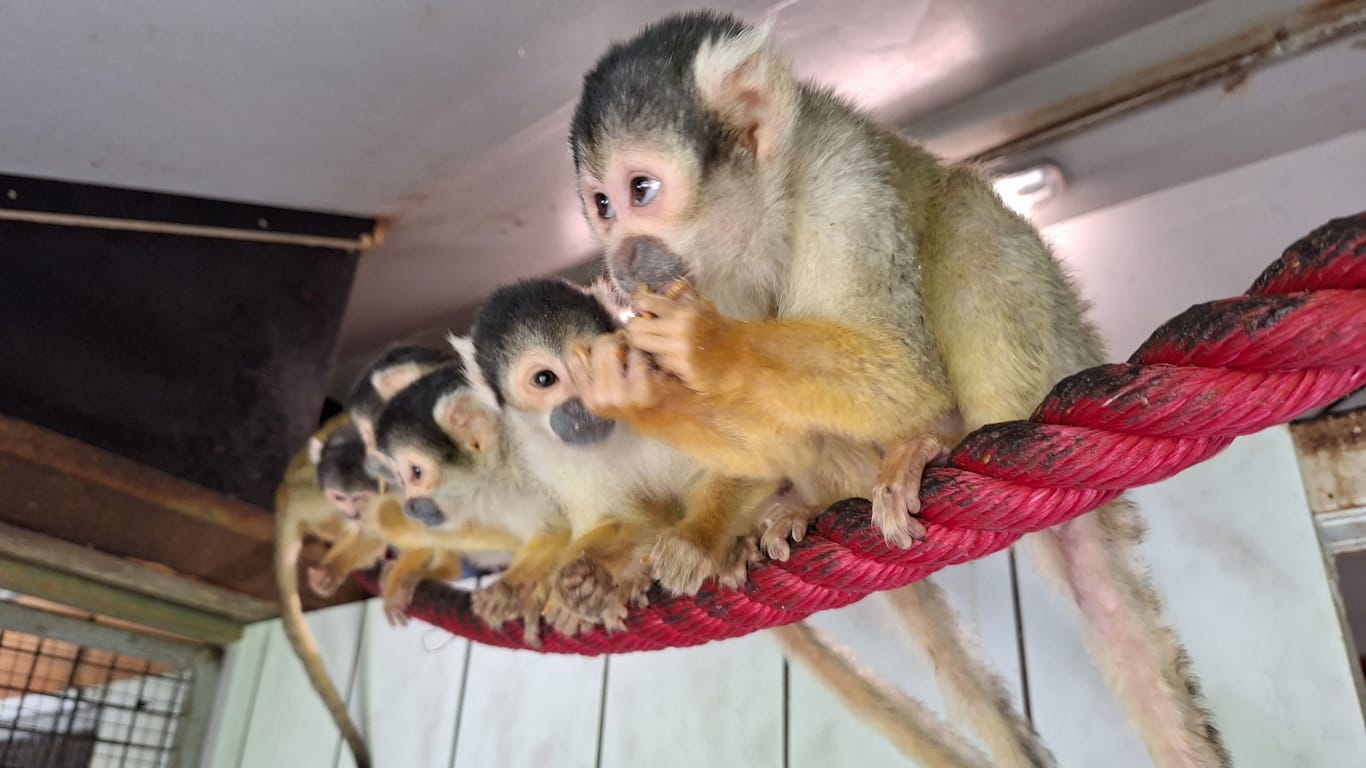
464, 277, 756, 629
372, 361, 574, 644
347, 346, 518, 624
273, 416, 380, 768
567, 11, 1228, 767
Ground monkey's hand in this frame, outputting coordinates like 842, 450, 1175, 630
379, 560, 417, 627
568, 331, 671, 418
306, 565, 345, 598
870, 434, 953, 548
627, 280, 738, 395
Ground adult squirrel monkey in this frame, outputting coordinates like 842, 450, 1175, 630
565, 11, 1228, 767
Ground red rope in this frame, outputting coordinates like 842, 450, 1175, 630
359, 212, 1366, 654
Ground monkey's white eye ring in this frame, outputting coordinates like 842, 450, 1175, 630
594, 192, 615, 219
631, 176, 660, 206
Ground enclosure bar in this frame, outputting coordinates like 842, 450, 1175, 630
0, 207, 374, 250
0, 601, 207, 668
172, 650, 223, 768
0, 414, 275, 544
0, 558, 242, 646
0, 522, 276, 623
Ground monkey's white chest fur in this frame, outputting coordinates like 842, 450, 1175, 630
507, 411, 697, 533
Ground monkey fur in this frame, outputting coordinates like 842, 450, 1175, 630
372, 362, 573, 643
465, 277, 744, 629
346, 346, 518, 624
274, 415, 380, 768
565, 11, 1228, 767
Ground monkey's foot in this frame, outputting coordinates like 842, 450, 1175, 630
473, 578, 550, 646
649, 532, 717, 596
542, 599, 598, 637
306, 565, 344, 598
472, 580, 528, 626
717, 535, 761, 589
556, 557, 648, 633
759, 502, 819, 561
870, 434, 951, 548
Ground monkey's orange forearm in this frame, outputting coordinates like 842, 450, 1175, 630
691, 316, 955, 441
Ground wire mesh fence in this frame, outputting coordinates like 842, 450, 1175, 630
0, 628, 192, 768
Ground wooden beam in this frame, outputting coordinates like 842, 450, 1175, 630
0, 414, 274, 543
0, 556, 242, 646
0, 522, 276, 623
0, 600, 207, 668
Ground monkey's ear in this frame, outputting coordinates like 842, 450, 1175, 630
307, 436, 325, 466
372, 362, 427, 401
446, 333, 502, 412
693, 20, 797, 159
433, 390, 499, 457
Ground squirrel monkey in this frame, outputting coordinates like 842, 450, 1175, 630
566, 11, 1228, 767
372, 362, 573, 643
347, 345, 516, 625
463, 277, 760, 628
348, 343, 460, 480
273, 415, 380, 768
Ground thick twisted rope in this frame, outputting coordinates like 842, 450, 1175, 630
362, 212, 1366, 655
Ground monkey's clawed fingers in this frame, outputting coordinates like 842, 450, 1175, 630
759, 503, 818, 562
306, 566, 344, 598
570, 333, 666, 414
625, 284, 721, 387
870, 434, 949, 549
649, 532, 718, 596
717, 536, 761, 589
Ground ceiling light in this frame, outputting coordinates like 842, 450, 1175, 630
991, 162, 1066, 216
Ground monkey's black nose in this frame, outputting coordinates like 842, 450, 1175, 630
404, 497, 447, 527
614, 235, 688, 294
550, 398, 616, 445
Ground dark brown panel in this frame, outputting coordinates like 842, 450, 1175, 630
0, 220, 358, 508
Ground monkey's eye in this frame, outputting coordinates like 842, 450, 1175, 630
409, 465, 423, 482
594, 193, 615, 220
630, 176, 660, 207
532, 369, 558, 388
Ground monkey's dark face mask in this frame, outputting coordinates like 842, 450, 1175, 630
549, 398, 616, 445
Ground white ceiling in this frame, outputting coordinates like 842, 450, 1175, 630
0, 0, 1208, 363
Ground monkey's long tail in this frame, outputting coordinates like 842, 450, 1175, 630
1027, 497, 1231, 768
771, 621, 993, 768
883, 579, 1057, 768
275, 521, 373, 768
